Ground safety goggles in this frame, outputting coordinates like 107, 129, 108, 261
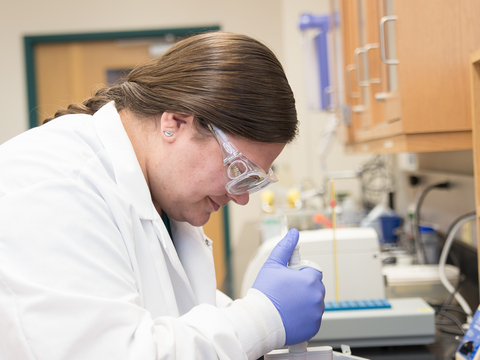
207, 124, 278, 195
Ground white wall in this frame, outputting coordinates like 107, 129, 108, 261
1, 0, 374, 297
0, 0, 284, 144
394, 152, 477, 247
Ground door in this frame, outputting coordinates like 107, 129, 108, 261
35, 39, 157, 125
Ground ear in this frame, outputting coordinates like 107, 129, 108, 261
160, 112, 195, 142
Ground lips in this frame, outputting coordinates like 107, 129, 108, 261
209, 197, 220, 212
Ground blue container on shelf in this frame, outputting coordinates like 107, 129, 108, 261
419, 225, 440, 264
379, 214, 403, 244
361, 205, 403, 245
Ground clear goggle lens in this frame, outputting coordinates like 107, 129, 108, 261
208, 123, 277, 195
225, 164, 276, 195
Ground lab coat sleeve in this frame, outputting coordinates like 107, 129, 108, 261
214, 287, 287, 357
0, 179, 284, 360
150, 289, 285, 360
220, 289, 286, 359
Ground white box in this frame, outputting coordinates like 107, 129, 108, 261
382, 264, 460, 302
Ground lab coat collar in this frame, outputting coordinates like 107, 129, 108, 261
170, 219, 217, 306
93, 102, 157, 220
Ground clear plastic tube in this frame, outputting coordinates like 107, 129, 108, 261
438, 213, 475, 322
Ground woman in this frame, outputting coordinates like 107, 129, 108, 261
0, 31, 325, 359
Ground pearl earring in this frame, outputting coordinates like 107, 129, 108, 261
163, 131, 173, 137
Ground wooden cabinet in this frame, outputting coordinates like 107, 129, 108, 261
340, 0, 480, 153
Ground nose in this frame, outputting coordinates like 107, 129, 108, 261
228, 192, 250, 206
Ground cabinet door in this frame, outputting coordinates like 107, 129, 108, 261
393, 0, 480, 134
363, 0, 383, 127
340, 0, 371, 142
377, 0, 402, 126
368, 0, 475, 136
341, 0, 479, 152
352, 0, 402, 142
367, 0, 401, 128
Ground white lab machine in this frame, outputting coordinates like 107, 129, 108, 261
242, 228, 436, 349
265, 343, 370, 360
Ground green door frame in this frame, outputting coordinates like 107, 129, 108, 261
23, 25, 234, 298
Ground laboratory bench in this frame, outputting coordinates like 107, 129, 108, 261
259, 239, 479, 360
313, 277, 479, 360
308, 308, 468, 359
347, 329, 460, 360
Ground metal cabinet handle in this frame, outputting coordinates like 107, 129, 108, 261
380, 16, 399, 65
345, 64, 360, 98
365, 43, 381, 83
345, 64, 365, 113
354, 47, 369, 87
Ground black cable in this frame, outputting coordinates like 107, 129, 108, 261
431, 303, 468, 318
412, 181, 451, 264
438, 327, 465, 336
428, 211, 476, 337
430, 303, 466, 335
440, 211, 475, 309
435, 311, 466, 335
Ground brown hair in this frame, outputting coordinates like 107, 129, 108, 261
45, 31, 298, 143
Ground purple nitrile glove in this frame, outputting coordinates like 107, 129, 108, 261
252, 228, 326, 346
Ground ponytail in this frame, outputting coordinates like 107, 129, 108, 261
43, 86, 126, 124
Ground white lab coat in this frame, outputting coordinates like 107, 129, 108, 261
0, 102, 285, 360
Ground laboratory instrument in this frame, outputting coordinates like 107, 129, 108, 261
264, 239, 370, 360
243, 227, 435, 348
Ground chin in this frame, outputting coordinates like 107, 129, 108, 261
187, 213, 212, 227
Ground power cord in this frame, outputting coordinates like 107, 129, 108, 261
412, 181, 451, 264
429, 303, 467, 335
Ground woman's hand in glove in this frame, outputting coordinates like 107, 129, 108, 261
252, 228, 326, 346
